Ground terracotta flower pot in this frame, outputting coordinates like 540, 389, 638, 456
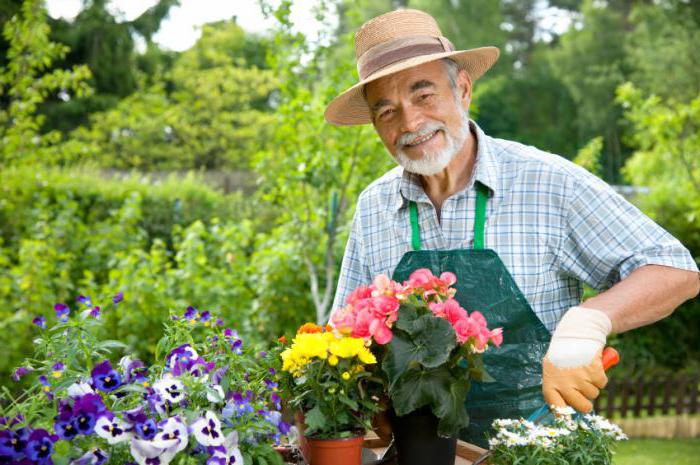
305, 435, 364, 465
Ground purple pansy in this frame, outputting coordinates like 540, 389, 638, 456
0, 427, 30, 461
230, 339, 243, 355
113, 292, 124, 304
91, 360, 122, 392
33, 316, 46, 329
200, 311, 211, 324
25, 429, 55, 464
89, 306, 101, 318
166, 344, 199, 373
54, 304, 70, 322
215, 318, 224, 327
54, 401, 79, 441
124, 408, 157, 440
51, 361, 64, 378
72, 394, 108, 435
39, 375, 53, 400
11, 366, 32, 382
76, 295, 92, 307
184, 306, 199, 322
230, 392, 254, 416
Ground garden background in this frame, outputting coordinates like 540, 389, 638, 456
1, 0, 699, 442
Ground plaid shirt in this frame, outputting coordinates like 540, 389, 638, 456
332, 121, 698, 331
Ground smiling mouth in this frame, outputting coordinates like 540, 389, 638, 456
404, 130, 440, 148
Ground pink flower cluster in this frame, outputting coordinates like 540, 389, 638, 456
332, 268, 503, 350
428, 299, 503, 351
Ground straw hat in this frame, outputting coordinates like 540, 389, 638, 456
324, 9, 499, 126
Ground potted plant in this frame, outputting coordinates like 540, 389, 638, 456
488, 406, 628, 465
3, 293, 290, 465
278, 323, 383, 465
332, 269, 503, 465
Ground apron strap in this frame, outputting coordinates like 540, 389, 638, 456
407, 182, 488, 251
474, 182, 488, 250
409, 200, 421, 251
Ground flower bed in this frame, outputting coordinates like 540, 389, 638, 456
3, 293, 289, 465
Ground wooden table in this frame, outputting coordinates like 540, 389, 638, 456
363, 433, 489, 464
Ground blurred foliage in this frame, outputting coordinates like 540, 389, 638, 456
0, 0, 92, 166
1, 0, 700, 386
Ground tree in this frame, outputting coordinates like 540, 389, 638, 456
66, 20, 276, 171
548, 0, 627, 181
42, 0, 179, 133
0, 0, 92, 166
253, 0, 392, 325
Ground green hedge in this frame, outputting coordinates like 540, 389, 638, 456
0, 166, 316, 385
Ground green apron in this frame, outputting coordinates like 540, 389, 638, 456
391, 182, 551, 448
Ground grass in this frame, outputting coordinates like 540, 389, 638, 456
614, 438, 700, 465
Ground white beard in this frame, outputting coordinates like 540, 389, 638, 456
395, 107, 470, 176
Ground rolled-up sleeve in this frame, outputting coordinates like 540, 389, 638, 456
556, 173, 698, 290
331, 206, 372, 317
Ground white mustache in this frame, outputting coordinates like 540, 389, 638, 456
396, 122, 446, 148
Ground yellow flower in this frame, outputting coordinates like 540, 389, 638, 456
357, 347, 377, 364
52, 371, 62, 378
353, 364, 365, 374
328, 355, 339, 366
341, 371, 351, 380
329, 336, 365, 359
281, 347, 308, 377
292, 333, 329, 360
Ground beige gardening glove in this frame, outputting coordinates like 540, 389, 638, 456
542, 306, 612, 413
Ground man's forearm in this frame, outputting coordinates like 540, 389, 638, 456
580, 264, 700, 334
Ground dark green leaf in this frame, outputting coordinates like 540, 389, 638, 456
304, 405, 326, 434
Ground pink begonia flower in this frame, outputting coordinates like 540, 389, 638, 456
346, 285, 372, 305
351, 310, 373, 339
452, 318, 473, 344
330, 306, 356, 333
428, 301, 447, 318
370, 318, 394, 344
407, 268, 436, 289
489, 327, 503, 347
443, 299, 467, 325
439, 272, 457, 287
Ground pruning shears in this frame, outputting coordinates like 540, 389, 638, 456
472, 347, 620, 465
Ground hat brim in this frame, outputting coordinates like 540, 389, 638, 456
324, 46, 499, 126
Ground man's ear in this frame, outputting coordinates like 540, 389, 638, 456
457, 69, 473, 110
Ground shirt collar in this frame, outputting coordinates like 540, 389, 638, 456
392, 120, 499, 211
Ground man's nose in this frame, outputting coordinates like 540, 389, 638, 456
399, 103, 424, 134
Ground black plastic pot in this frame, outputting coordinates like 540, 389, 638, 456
388, 407, 457, 465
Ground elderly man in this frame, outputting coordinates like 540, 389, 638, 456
325, 9, 699, 446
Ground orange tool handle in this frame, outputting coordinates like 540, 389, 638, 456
602, 347, 620, 371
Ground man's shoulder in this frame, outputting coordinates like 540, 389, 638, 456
487, 134, 608, 191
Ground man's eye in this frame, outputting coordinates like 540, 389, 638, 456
419, 93, 434, 101
379, 109, 395, 120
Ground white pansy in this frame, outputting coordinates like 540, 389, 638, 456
95, 416, 133, 444
130, 437, 179, 465
67, 381, 95, 397
191, 411, 225, 447
153, 375, 186, 404
211, 431, 244, 465
155, 416, 189, 454
206, 384, 225, 403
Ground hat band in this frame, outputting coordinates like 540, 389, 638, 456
357, 35, 455, 81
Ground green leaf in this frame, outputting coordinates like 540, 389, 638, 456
395, 304, 419, 333
383, 315, 457, 387
337, 394, 358, 411
304, 405, 327, 435
390, 366, 469, 437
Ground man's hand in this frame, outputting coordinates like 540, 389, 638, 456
542, 306, 612, 413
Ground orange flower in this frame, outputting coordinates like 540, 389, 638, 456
297, 322, 323, 334
277, 335, 288, 344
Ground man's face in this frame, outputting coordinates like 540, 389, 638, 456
364, 60, 472, 175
